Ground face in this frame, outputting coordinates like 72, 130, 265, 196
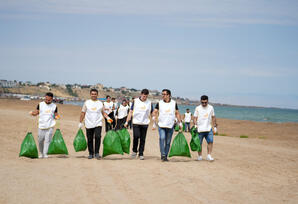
90, 91, 98, 101
186, 109, 189, 113
45, 96, 53, 104
122, 101, 127, 106
162, 91, 170, 101
106, 97, 111, 102
201, 99, 208, 107
140, 94, 148, 101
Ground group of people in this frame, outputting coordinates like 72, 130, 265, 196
30, 89, 217, 162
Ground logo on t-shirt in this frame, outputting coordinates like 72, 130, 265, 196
91, 107, 97, 111
45, 109, 51, 113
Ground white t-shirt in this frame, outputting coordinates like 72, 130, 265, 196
158, 100, 176, 128
117, 104, 129, 119
38, 101, 57, 129
193, 104, 215, 132
184, 112, 192, 123
82, 99, 104, 128
132, 98, 152, 125
103, 101, 114, 115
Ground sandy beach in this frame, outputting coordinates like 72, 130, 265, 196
0, 99, 298, 204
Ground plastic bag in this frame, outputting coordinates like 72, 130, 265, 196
116, 128, 130, 154
190, 126, 201, 152
103, 130, 124, 157
169, 132, 191, 158
19, 132, 38, 158
48, 129, 68, 155
174, 124, 180, 132
182, 122, 186, 131
73, 128, 87, 152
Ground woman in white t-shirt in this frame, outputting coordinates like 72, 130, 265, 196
193, 95, 217, 162
103, 95, 115, 132
115, 99, 130, 130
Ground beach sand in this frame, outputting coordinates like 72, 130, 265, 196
0, 99, 298, 204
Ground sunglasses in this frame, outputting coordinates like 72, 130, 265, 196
201, 102, 208, 104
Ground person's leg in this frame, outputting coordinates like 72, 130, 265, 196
120, 117, 127, 129
198, 132, 206, 157
105, 118, 109, 132
186, 123, 190, 132
43, 127, 54, 157
132, 124, 140, 154
38, 129, 45, 157
158, 127, 166, 158
86, 128, 95, 157
165, 128, 174, 158
138, 125, 148, 157
206, 130, 214, 160
94, 126, 102, 157
107, 112, 114, 130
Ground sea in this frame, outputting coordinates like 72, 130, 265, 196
64, 101, 298, 123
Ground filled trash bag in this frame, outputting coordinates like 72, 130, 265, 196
103, 130, 124, 157
116, 128, 130, 154
190, 126, 197, 136
48, 129, 68, 155
182, 122, 186, 131
19, 132, 38, 158
73, 128, 87, 152
174, 124, 180, 132
169, 132, 191, 158
190, 130, 201, 152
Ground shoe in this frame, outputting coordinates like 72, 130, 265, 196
206, 154, 214, 161
163, 157, 169, 162
161, 155, 165, 161
131, 152, 137, 158
139, 156, 144, 160
38, 155, 43, 159
43, 154, 48, 159
95, 154, 101, 160
197, 156, 203, 161
88, 155, 94, 159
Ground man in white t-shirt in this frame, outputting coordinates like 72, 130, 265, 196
124, 89, 153, 160
152, 89, 182, 162
103, 95, 115, 132
193, 95, 218, 161
79, 89, 109, 159
183, 108, 192, 132
115, 99, 130, 130
30, 92, 59, 159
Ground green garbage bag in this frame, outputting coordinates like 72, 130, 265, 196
73, 128, 87, 152
103, 130, 124, 157
169, 132, 191, 158
48, 129, 68, 155
19, 132, 38, 158
182, 122, 186, 131
116, 128, 130, 154
174, 124, 180, 132
190, 126, 201, 152
190, 126, 197, 136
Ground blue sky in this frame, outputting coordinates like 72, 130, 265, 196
1, 0, 298, 109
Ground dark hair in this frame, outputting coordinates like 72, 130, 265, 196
186, 108, 189, 111
45, 92, 54, 98
112, 98, 116, 100
106, 95, 111, 99
201, 95, 208, 101
90, 89, 98, 94
122, 99, 127, 103
141, 89, 149, 95
162, 89, 171, 96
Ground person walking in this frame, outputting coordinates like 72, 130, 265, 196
79, 89, 110, 159
183, 108, 192, 132
193, 95, 218, 161
103, 95, 115, 132
30, 92, 59, 159
124, 89, 152, 160
115, 99, 130, 130
152, 89, 182, 162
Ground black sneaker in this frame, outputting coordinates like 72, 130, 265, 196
88, 155, 94, 159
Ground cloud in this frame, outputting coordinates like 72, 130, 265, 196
1, 0, 298, 26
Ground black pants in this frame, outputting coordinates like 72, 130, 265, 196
128, 117, 133, 129
132, 124, 148, 156
116, 116, 127, 130
105, 112, 115, 132
86, 126, 102, 155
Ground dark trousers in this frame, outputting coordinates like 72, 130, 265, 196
116, 116, 127, 130
86, 126, 102, 155
105, 112, 115, 132
128, 117, 133, 129
132, 124, 148, 156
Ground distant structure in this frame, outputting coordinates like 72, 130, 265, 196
0, 80, 19, 88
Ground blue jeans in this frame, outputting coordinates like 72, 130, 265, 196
199, 130, 214, 145
158, 127, 174, 157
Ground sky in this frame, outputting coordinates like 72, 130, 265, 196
1, 0, 298, 109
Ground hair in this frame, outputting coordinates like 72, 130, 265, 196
106, 95, 111, 99
122, 99, 127, 103
162, 89, 171, 96
201, 95, 208, 101
186, 108, 190, 111
112, 97, 116, 100
90, 88, 98, 94
141, 89, 149, 95
45, 92, 54, 98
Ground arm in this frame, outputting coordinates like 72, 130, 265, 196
212, 116, 217, 127
175, 110, 182, 124
31, 110, 39, 116
79, 112, 86, 123
193, 116, 197, 127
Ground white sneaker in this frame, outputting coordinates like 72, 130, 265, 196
197, 156, 203, 161
43, 154, 49, 159
139, 156, 144, 160
131, 152, 137, 158
206, 154, 214, 161
39, 155, 43, 159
